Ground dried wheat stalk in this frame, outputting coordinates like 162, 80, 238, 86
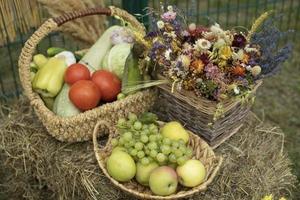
0, 0, 41, 46
38, 0, 107, 46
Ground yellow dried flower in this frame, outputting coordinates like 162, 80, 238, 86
164, 23, 174, 32
261, 194, 273, 200
218, 59, 228, 68
171, 40, 181, 52
243, 53, 250, 63
279, 197, 287, 200
190, 60, 205, 73
179, 55, 191, 69
219, 46, 232, 60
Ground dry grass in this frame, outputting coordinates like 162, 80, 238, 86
0, 98, 298, 200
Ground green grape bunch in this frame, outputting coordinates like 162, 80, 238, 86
111, 112, 193, 167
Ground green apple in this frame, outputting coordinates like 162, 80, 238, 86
135, 161, 159, 186
111, 146, 126, 153
176, 159, 206, 187
149, 166, 178, 196
160, 121, 189, 143
106, 151, 136, 182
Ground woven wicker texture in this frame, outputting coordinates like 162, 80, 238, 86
18, 7, 156, 142
153, 80, 262, 148
93, 120, 223, 199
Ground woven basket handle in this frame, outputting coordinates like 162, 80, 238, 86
93, 120, 117, 156
19, 6, 145, 103
52, 6, 145, 32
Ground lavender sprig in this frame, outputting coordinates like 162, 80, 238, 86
250, 16, 293, 77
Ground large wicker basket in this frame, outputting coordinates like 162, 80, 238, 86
18, 7, 156, 142
153, 80, 262, 148
93, 120, 223, 200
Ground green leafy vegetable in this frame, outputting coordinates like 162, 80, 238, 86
102, 43, 132, 78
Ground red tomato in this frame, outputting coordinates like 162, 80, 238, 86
69, 80, 101, 111
91, 70, 121, 102
64, 63, 90, 85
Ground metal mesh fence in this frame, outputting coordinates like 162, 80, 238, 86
0, 0, 299, 99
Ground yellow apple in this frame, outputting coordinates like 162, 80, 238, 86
176, 159, 206, 187
135, 161, 159, 186
106, 151, 136, 182
160, 121, 189, 143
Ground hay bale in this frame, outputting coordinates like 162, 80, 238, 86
0, 98, 298, 200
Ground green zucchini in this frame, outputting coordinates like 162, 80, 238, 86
80, 25, 122, 71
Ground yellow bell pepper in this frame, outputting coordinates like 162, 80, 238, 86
32, 57, 66, 97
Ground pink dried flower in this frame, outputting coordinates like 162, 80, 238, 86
161, 11, 177, 21
205, 64, 223, 80
182, 30, 190, 37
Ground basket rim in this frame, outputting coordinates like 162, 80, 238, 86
31, 89, 154, 123
93, 120, 223, 200
157, 74, 262, 105
156, 75, 262, 115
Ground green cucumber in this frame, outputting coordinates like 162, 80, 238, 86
75, 54, 83, 62
47, 47, 66, 57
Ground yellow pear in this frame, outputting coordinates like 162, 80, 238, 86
160, 121, 189, 143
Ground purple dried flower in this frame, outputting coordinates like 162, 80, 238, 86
170, 19, 182, 33
248, 59, 257, 66
199, 53, 210, 65
148, 41, 165, 60
146, 31, 159, 38
232, 34, 246, 48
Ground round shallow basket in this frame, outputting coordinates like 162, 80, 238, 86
153, 77, 262, 148
18, 7, 156, 142
93, 120, 223, 200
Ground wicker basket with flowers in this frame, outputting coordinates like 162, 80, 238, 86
137, 6, 292, 147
